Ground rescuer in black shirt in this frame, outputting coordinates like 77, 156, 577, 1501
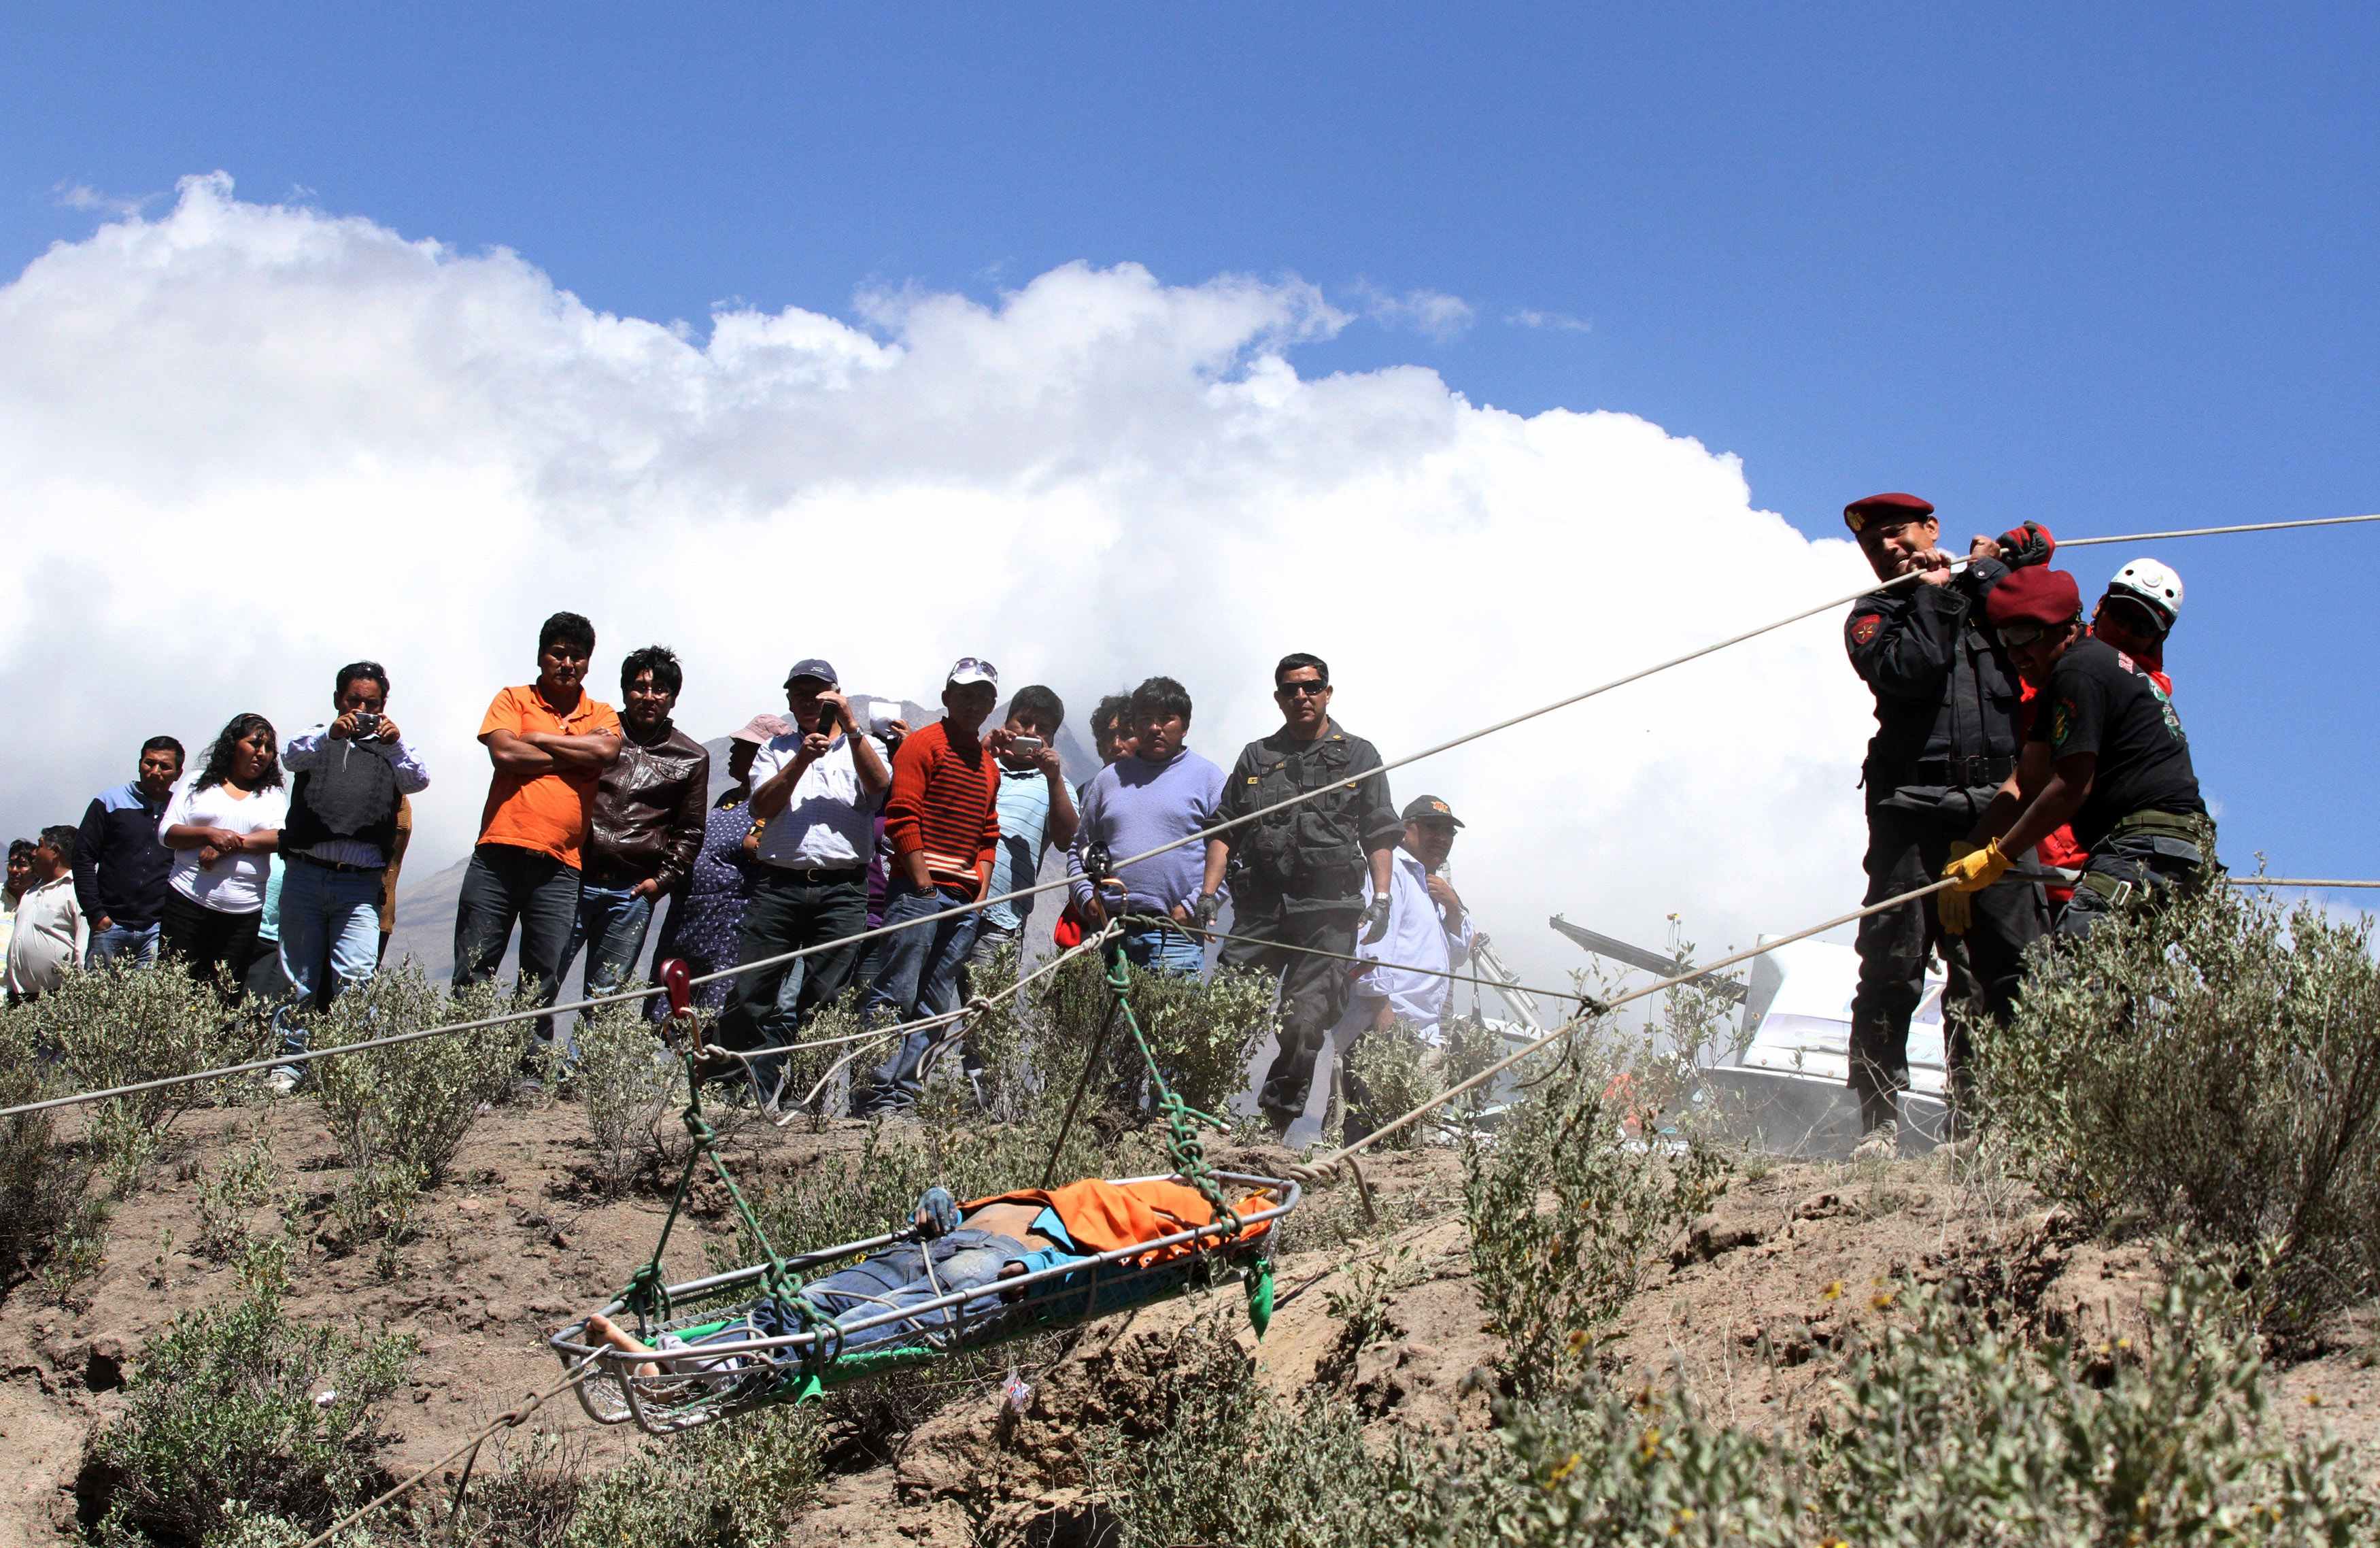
1943, 565, 2214, 936
1199, 652, 1401, 1140
1841, 492, 2049, 1160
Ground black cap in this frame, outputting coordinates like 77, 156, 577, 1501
783, 658, 838, 689
1402, 795, 1463, 828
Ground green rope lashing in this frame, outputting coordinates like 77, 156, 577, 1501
1099, 943, 1241, 1239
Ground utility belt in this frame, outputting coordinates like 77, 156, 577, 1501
1901, 754, 2016, 788
2103, 808, 2215, 846
2075, 809, 2218, 905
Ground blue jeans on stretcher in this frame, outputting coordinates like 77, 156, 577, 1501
777, 1228, 1030, 1351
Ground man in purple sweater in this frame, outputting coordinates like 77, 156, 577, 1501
1066, 676, 1223, 975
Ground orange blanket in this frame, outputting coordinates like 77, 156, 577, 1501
963, 1177, 1272, 1264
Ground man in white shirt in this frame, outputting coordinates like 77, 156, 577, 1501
6, 826, 90, 1004
714, 658, 892, 1108
1326, 795, 1476, 1141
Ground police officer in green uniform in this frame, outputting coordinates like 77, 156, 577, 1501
1841, 492, 2048, 1160
1944, 565, 2216, 932
1199, 653, 1402, 1138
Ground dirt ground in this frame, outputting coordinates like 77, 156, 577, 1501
3, 1095, 2374, 1547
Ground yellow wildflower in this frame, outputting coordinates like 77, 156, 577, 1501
1820, 1280, 1843, 1301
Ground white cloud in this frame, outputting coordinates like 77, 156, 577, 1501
0, 171, 1887, 994
50, 181, 156, 218
1351, 282, 1475, 342
1507, 307, 1593, 334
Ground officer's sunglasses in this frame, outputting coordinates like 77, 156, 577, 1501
1275, 680, 1329, 697
1998, 618, 2074, 651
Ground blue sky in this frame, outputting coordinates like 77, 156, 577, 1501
7, 3, 2377, 891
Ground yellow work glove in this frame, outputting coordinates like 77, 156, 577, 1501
1938, 843, 1976, 935
1941, 838, 2011, 894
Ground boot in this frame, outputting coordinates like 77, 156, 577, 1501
1849, 1118, 1899, 1162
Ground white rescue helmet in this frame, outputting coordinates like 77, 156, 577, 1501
2105, 557, 2183, 631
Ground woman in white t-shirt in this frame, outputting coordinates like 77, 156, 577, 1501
158, 713, 288, 996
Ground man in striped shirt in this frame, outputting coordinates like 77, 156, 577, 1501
856, 656, 1005, 1115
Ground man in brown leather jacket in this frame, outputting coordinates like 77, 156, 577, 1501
558, 645, 711, 1013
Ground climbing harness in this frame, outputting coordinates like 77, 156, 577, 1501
550, 943, 1294, 1435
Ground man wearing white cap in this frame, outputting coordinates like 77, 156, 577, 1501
857, 656, 1006, 1114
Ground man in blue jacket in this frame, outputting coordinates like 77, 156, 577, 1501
75, 735, 184, 968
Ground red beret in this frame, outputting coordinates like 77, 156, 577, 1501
1984, 566, 2082, 630
1843, 491, 1935, 535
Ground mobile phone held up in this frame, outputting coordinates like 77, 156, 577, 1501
1009, 735, 1044, 758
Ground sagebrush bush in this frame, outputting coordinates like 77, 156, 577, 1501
27, 959, 266, 1192
1090, 1266, 2374, 1548
1462, 1037, 1729, 1394
193, 1407, 821, 1548
557, 1406, 821, 1548
1341, 1019, 1439, 1149
85, 1245, 417, 1545
1024, 952, 1276, 1124
0, 1020, 109, 1292
572, 1003, 685, 1196
310, 970, 526, 1191
1084, 1316, 1439, 1548
1976, 884, 2380, 1339
193, 1125, 281, 1263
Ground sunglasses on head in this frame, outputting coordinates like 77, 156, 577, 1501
1276, 680, 1329, 697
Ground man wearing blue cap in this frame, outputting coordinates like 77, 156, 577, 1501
713, 657, 893, 1109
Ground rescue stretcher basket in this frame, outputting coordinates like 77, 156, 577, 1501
548, 1168, 1297, 1436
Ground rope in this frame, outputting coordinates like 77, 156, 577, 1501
1283, 877, 1959, 1188
1134, 913, 1616, 1005
782, 924, 1123, 1114
2052, 512, 2380, 549
2228, 877, 2380, 890
9, 508, 2376, 1126
1095, 941, 1242, 1235
299, 1352, 601, 1548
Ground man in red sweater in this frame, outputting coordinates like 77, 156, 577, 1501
855, 656, 1004, 1115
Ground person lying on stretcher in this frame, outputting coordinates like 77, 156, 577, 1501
580, 1176, 1265, 1377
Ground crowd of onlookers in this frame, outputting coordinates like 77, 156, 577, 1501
1, 611, 1478, 1137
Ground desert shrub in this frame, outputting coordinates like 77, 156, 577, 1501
558, 1406, 821, 1548
1976, 884, 2380, 1339
1019, 952, 1274, 1125
195, 1407, 821, 1548
28, 958, 265, 1193
572, 1003, 685, 1196
1463, 1037, 1730, 1394
85, 1244, 417, 1545
1084, 1317, 1440, 1548
193, 1125, 282, 1263
1341, 1019, 1440, 1149
1117, 963, 1277, 1120
1431, 1011, 1508, 1130
1089, 1268, 2375, 1548
0, 1022, 110, 1295
311, 970, 526, 1191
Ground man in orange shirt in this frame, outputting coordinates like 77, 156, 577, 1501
453, 611, 623, 1063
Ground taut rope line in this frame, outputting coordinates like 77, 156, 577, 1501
5, 509, 2374, 1123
